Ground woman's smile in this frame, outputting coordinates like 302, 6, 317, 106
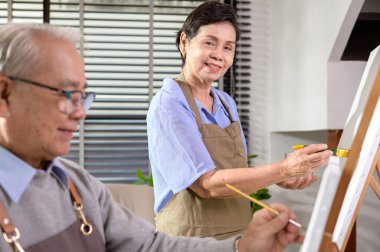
205, 62, 222, 73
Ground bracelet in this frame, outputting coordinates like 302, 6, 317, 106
233, 235, 242, 252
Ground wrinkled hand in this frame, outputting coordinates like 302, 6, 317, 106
277, 173, 319, 189
239, 203, 303, 252
279, 144, 332, 179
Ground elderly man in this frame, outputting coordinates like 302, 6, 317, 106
0, 22, 302, 252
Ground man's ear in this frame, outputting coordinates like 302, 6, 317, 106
0, 74, 11, 117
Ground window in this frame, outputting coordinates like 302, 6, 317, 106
1, 0, 252, 183
0, 1, 7, 23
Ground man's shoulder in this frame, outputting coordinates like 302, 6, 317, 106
56, 157, 92, 183
57, 157, 83, 171
57, 157, 105, 197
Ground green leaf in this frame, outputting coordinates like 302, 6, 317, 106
136, 169, 147, 180
250, 187, 271, 213
247, 154, 258, 165
134, 178, 145, 185
148, 174, 154, 187
134, 169, 154, 187
247, 154, 258, 160
252, 203, 263, 212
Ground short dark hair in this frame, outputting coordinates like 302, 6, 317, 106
176, 1, 240, 64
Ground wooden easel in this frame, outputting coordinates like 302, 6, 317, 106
319, 69, 380, 252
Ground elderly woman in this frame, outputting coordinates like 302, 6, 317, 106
147, 1, 331, 239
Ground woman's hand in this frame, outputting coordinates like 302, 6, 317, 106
239, 203, 303, 252
279, 144, 332, 179
276, 173, 319, 189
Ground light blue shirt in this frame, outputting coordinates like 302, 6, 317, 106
147, 77, 247, 213
0, 146, 69, 203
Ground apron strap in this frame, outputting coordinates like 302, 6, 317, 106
176, 72, 236, 128
176, 73, 203, 130
69, 179, 93, 236
0, 178, 93, 252
215, 93, 236, 123
69, 179, 82, 205
0, 202, 24, 252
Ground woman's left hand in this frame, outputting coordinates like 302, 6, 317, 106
277, 173, 319, 189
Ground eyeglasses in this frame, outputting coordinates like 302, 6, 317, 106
9, 76, 96, 114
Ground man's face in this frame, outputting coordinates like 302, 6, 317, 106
2, 34, 87, 168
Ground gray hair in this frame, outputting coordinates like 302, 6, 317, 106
0, 23, 82, 77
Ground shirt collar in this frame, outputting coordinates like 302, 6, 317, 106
50, 159, 69, 189
162, 78, 229, 117
210, 88, 226, 114
196, 87, 228, 116
0, 146, 69, 203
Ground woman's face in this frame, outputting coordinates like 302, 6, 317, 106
181, 21, 236, 85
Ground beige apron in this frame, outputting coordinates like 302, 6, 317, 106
156, 73, 252, 239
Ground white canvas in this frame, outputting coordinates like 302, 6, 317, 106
300, 44, 380, 252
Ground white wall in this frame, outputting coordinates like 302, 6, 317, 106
248, 0, 271, 166
249, 0, 379, 251
270, 0, 363, 132
328, 61, 366, 128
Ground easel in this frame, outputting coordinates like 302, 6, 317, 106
319, 69, 380, 252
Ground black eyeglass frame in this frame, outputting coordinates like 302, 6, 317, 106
8, 76, 96, 112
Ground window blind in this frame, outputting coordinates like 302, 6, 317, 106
60, 0, 205, 183
8, 0, 43, 22
234, 0, 252, 151
0, 1, 6, 23
1, 0, 252, 183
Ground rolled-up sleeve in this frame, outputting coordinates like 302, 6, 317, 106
150, 99, 215, 192
147, 79, 216, 213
